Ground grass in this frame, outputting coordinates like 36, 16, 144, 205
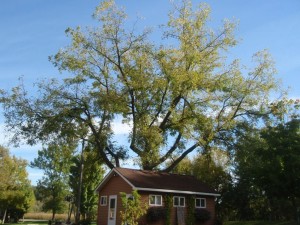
3, 213, 96, 225
3, 220, 297, 225
5, 221, 97, 225
5, 222, 48, 225
224, 221, 299, 225
23, 213, 71, 221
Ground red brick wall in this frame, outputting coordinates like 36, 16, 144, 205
138, 192, 216, 225
97, 172, 133, 225
97, 174, 216, 225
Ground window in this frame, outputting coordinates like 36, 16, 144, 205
109, 197, 116, 219
100, 196, 107, 206
126, 194, 134, 200
149, 195, 162, 206
195, 198, 206, 208
173, 196, 185, 207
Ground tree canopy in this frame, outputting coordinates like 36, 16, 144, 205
31, 144, 74, 220
69, 144, 105, 221
232, 119, 300, 220
0, 0, 281, 171
0, 146, 34, 223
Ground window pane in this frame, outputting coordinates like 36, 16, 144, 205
109, 198, 116, 219
174, 197, 179, 206
110, 198, 115, 208
179, 197, 185, 206
100, 196, 107, 205
150, 195, 155, 205
195, 198, 206, 208
201, 198, 206, 207
156, 196, 162, 205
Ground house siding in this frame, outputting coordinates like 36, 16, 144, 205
138, 192, 215, 225
96, 169, 217, 225
98, 188, 216, 225
97, 172, 133, 225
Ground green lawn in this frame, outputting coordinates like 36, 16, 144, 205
225, 221, 299, 225
4, 221, 97, 225
4, 220, 298, 225
5, 221, 48, 225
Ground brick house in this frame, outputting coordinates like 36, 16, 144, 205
95, 167, 219, 225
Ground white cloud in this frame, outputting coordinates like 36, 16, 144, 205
0, 123, 11, 146
120, 156, 140, 169
111, 120, 132, 135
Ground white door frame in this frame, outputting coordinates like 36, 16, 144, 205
108, 195, 117, 225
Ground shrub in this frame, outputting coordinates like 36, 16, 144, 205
119, 190, 148, 225
78, 219, 91, 225
194, 208, 211, 222
146, 207, 166, 222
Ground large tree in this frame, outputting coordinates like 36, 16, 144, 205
0, 0, 280, 171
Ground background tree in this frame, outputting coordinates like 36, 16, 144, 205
0, 0, 280, 171
171, 149, 232, 221
69, 144, 105, 222
31, 143, 74, 220
232, 119, 300, 221
0, 146, 34, 223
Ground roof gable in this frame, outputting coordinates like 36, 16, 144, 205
96, 167, 220, 197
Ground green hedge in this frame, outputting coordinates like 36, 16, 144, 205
224, 221, 298, 225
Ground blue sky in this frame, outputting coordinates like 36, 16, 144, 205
0, 0, 300, 184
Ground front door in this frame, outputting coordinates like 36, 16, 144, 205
108, 195, 117, 225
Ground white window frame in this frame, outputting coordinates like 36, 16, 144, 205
173, 196, 185, 207
149, 195, 162, 206
126, 194, 134, 199
100, 196, 107, 206
195, 198, 206, 208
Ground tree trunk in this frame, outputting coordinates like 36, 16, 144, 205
52, 211, 55, 221
66, 201, 72, 224
75, 140, 85, 224
291, 196, 298, 222
2, 209, 7, 224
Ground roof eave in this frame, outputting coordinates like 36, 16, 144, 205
94, 168, 135, 193
134, 187, 220, 197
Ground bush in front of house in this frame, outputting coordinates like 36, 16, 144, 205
146, 207, 166, 222
194, 208, 211, 222
78, 219, 91, 225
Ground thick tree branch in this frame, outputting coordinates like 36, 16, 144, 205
159, 95, 182, 130
163, 143, 199, 172
155, 132, 182, 167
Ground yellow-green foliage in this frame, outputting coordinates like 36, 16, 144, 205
164, 195, 173, 225
0, 0, 282, 174
186, 196, 196, 225
119, 190, 148, 225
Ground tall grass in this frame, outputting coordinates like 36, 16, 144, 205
24, 213, 74, 221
